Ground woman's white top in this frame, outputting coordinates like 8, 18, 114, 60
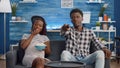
22, 34, 49, 67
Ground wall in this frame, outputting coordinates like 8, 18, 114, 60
114, 0, 120, 36
10, 0, 114, 41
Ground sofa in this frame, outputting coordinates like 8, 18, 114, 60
6, 40, 110, 68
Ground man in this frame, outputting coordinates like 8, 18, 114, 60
60, 8, 111, 68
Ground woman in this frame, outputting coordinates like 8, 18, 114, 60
21, 16, 51, 68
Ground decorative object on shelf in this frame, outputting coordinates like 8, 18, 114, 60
108, 16, 111, 21
16, 16, 22, 21
98, 37, 107, 45
102, 23, 108, 30
109, 25, 114, 30
98, 3, 108, 17
99, 16, 103, 21
96, 21, 101, 30
11, 3, 18, 20
103, 14, 108, 21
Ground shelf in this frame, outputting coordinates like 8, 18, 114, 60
97, 21, 116, 23
92, 29, 116, 32
10, 20, 28, 23
91, 27, 116, 32
106, 41, 114, 44
91, 27, 116, 50
86, 1, 105, 3
19, 1, 37, 3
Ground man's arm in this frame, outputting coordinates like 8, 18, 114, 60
102, 47, 111, 59
91, 30, 111, 59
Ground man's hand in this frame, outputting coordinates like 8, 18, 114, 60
61, 24, 70, 31
102, 48, 111, 59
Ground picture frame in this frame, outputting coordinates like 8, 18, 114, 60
61, 0, 73, 8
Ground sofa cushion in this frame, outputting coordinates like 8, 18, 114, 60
47, 40, 66, 61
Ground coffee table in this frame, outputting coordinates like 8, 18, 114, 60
45, 61, 85, 68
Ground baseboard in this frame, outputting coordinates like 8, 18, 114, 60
0, 54, 6, 60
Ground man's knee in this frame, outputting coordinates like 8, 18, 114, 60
61, 50, 70, 56
61, 50, 71, 61
96, 50, 105, 59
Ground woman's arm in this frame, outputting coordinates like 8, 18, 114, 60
21, 28, 40, 49
20, 34, 34, 49
44, 41, 51, 55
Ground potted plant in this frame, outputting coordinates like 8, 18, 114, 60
96, 22, 100, 30
11, 3, 18, 20
98, 3, 108, 21
98, 37, 107, 45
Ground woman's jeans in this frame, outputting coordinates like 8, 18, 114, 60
61, 50, 105, 68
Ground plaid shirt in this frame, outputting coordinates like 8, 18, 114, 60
60, 27, 105, 58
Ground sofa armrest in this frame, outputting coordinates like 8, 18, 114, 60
105, 58, 110, 68
6, 50, 17, 68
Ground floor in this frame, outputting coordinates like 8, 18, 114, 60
110, 59, 120, 68
0, 60, 6, 68
0, 59, 120, 68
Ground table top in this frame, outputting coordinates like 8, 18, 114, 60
45, 61, 85, 68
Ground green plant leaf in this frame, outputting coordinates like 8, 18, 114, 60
11, 3, 18, 16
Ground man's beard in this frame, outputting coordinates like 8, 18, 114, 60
73, 23, 81, 28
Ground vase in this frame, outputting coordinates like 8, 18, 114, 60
108, 18, 111, 21
96, 26, 100, 30
99, 17, 103, 21
11, 16, 16, 21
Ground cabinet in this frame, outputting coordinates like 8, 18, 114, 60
91, 20, 116, 56
92, 28, 116, 57
92, 28, 116, 48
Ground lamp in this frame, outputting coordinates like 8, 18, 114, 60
0, 0, 11, 59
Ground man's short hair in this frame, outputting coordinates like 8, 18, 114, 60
70, 8, 83, 18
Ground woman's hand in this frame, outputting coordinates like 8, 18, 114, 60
31, 28, 40, 35
102, 48, 111, 59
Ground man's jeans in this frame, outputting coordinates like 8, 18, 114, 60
61, 50, 105, 68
